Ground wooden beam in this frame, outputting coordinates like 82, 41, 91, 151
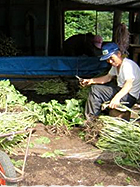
112, 10, 122, 41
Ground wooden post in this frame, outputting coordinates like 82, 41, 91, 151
112, 10, 122, 42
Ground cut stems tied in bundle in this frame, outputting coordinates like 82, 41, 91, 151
96, 115, 140, 171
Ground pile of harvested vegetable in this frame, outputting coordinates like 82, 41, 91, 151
0, 80, 85, 153
34, 79, 69, 95
83, 114, 140, 172
0, 79, 140, 172
97, 116, 140, 172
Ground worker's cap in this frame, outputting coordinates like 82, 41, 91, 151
100, 42, 119, 61
93, 35, 103, 49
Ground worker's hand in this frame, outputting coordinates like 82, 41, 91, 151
79, 79, 91, 87
109, 97, 120, 109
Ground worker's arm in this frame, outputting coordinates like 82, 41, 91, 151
80, 73, 113, 87
109, 79, 133, 109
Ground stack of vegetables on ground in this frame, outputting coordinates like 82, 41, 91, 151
84, 113, 140, 172
34, 79, 69, 95
0, 80, 39, 153
96, 115, 140, 171
0, 80, 85, 153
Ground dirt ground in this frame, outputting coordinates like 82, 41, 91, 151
11, 122, 140, 187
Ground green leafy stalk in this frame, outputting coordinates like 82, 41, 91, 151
96, 115, 140, 169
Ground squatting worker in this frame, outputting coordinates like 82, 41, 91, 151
79, 42, 140, 120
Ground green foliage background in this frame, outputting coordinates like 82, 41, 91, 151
65, 10, 129, 41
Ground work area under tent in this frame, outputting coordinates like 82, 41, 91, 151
0, 0, 140, 98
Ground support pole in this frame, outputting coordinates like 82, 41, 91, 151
45, 0, 50, 56
113, 10, 122, 41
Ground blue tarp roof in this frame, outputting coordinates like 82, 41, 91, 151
0, 56, 109, 79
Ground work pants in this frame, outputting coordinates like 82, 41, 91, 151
85, 83, 136, 118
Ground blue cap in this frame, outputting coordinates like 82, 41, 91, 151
100, 42, 119, 61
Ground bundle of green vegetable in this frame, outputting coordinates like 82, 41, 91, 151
0, 80, 40, 153
96, 115, 140, 170
28, 99, 85, 134
0, 80, 85, 153
0, 80, 27, 108
34, 79, 69, 95
0, 111, 38, 153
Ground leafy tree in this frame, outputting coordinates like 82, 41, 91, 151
65, 11, 97, 40
64, 10, 129, 41
96, 11, 113, 41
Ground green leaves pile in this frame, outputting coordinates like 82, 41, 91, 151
0, 80, 40, 153
34, 79, 69, 95
96, 115, 140, 170
0, 80, 27, 107
44, 99, 84, 127
26, 99, 85, 129
0, 80, 85, 153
